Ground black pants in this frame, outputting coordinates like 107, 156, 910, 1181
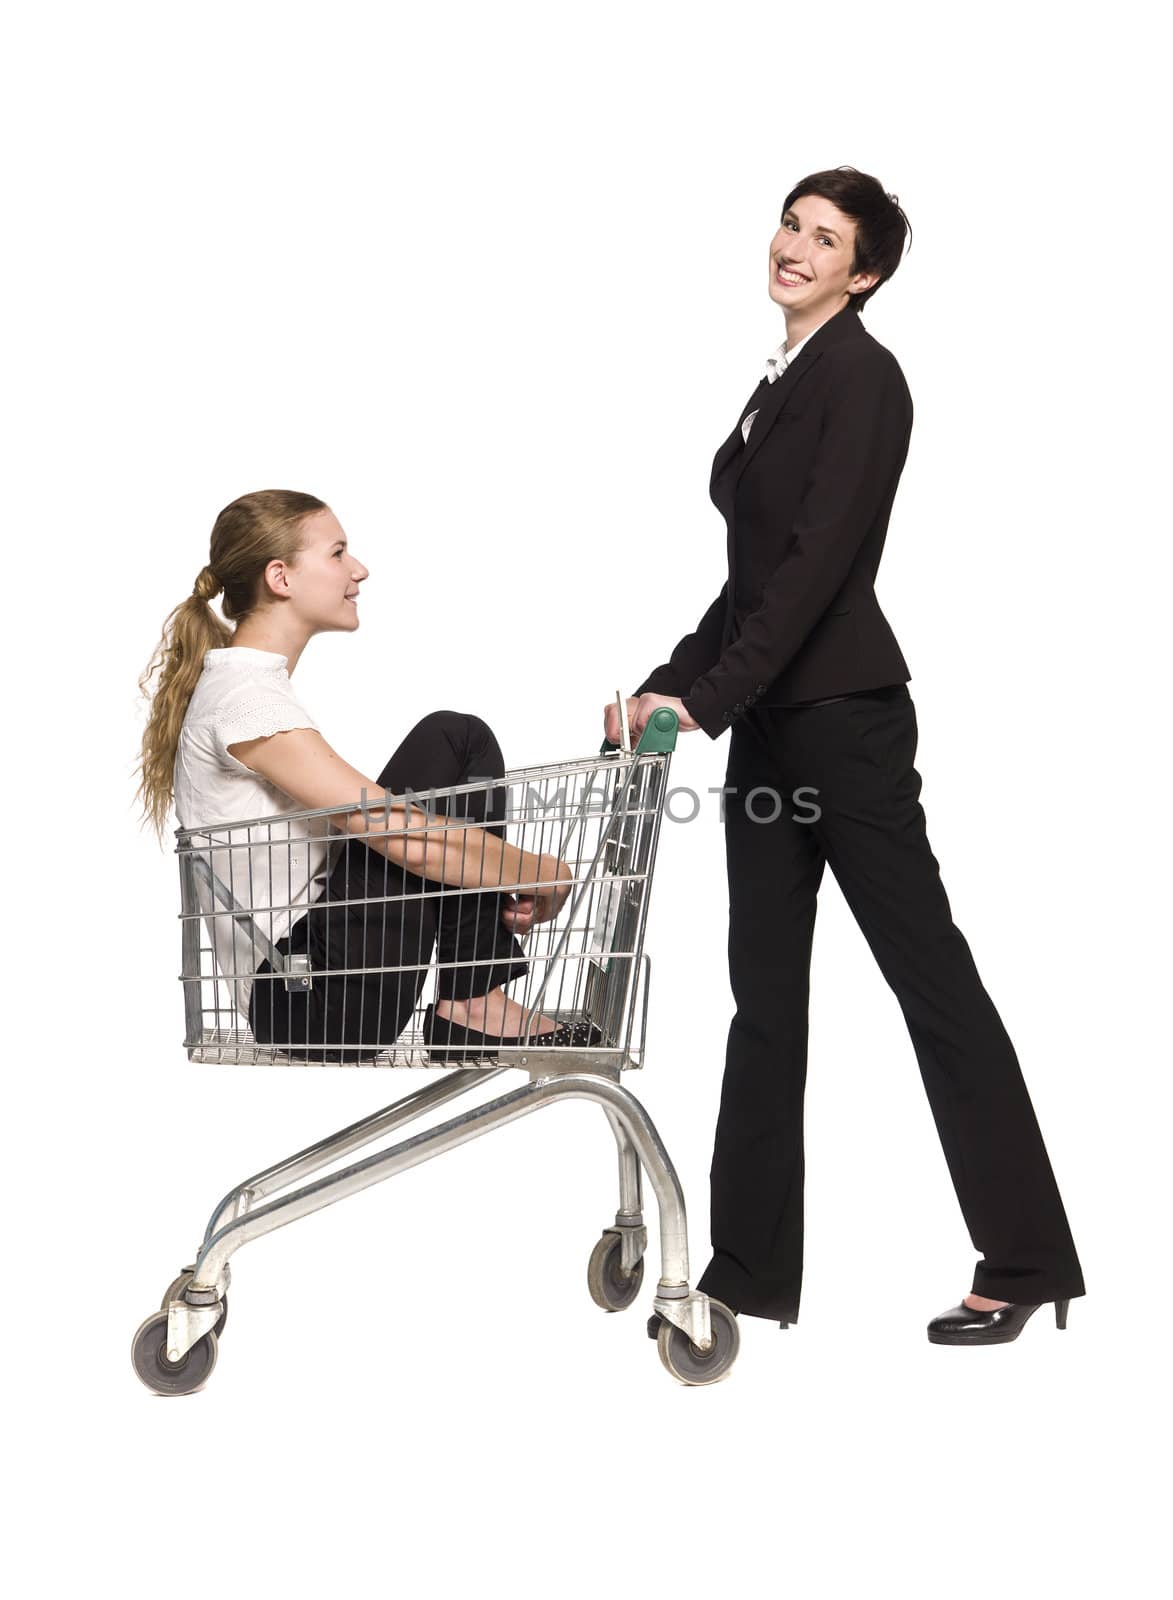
249, 710, 529, 1062
694, 685, 1086, 1323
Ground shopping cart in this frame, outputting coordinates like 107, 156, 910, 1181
131, 706, 740, 1392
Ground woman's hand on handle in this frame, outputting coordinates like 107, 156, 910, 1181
602, 693, 699, 743
603, 697, 641, 746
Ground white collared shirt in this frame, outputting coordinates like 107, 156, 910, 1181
174, 646, 339, 1020
742, 323, 821, 443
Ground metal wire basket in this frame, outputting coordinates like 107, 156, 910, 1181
178, 722, 676, 1068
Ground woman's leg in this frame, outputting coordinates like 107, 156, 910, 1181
695, 711, 827, 1325
251, 711, 529, 1059
249, 832, 435, 1062
781, 687, 1085, 1307
374, 710, 529, 1004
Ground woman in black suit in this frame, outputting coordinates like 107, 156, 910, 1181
606, 166, 1085, 1345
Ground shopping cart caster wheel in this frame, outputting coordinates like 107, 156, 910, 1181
656, 1299, 740, 1386
587, 1230, 645, 1311
131, 1311, 219, 1396
160, 1270, 228, 1338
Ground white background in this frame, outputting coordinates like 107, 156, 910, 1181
5, 2, 1168, 1595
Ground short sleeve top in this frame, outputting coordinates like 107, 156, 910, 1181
173, 647, 340, 1020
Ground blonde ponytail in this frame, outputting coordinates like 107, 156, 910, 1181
134, 489, 328, 841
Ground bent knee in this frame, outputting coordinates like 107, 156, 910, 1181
410, 708, 492, 738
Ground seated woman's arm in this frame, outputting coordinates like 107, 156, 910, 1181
228, 728, 571, 923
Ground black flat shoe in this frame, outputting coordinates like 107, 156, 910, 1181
646, 1309, 790, 1338
422, 1003, 605, 1064
926, 1298, 1071, 1345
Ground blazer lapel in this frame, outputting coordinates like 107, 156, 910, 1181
736, 347, 822, 479
711, 389, 761, 483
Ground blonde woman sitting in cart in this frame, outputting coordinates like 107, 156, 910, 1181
136, 488, 601, 1063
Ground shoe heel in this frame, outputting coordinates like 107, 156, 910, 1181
1055, 1298, 1070, 1330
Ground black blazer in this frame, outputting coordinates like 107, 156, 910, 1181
635, 302, 914, 739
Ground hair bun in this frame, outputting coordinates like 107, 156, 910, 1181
193, 566, 222, 602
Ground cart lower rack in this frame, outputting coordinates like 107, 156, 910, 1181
132, 708, 740, 1390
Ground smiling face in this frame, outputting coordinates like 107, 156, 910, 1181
768, 194, 880, 332
266, 508, 369, 636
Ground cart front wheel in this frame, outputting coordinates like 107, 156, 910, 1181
131, 1311, 218, 1396
161, 1270, 228, 1337
587, 1231, 644, 1311
656, 1298, 739, 1386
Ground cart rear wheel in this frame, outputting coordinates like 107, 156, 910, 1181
160, 1265, 195, 1307
131, 1311, 218, 1396
161, 1270, 228, 1337
587, 1230, 644, 1311
656, 1299, 739, 1386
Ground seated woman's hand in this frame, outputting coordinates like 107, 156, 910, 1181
526, 856, 574, 927
500, 893, 537, 937
500, 855, 572, 935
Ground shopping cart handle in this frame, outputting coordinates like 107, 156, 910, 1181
600, 705, 679, 757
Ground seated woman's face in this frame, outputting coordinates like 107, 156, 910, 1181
279, 509, 370, 635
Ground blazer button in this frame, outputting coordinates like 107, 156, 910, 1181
745, 694, 756, 706
756, 683, 767, 695
732, 702, 744, 715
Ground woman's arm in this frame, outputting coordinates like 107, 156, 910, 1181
227, 728, 571, 922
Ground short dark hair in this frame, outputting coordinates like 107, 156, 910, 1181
782, 165, 911, 314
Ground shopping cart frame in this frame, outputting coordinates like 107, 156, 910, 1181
132, 708, 740, 1391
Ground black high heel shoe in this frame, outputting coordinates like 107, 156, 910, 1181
421, 1003, 605, 1064
926, 1298, 1071, 1345
646, 1310, 790, 1339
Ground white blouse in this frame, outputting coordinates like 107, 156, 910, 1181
741, 323, 821, 443
173, 646, 338, 1018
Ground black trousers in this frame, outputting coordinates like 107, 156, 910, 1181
694, 685, 1086, 1323
249, 710, 529, 1062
